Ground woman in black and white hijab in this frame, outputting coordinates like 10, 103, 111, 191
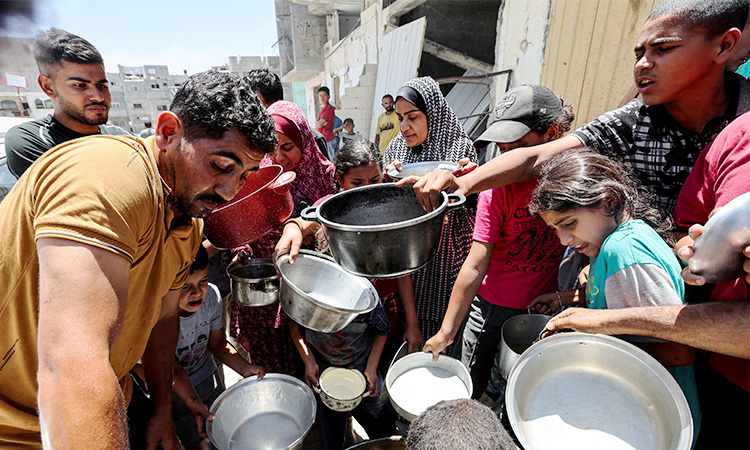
384, 76, 477, 356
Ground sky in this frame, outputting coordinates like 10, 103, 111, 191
0, 0, 280, 75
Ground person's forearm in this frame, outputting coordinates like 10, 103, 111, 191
553, 301, 750, 358
38, 356, 128, 448
366, 334, 388, 374
172, 360, 201, 406
439, 266, 485, 339
142, 301, 180, 421
211, 339, 255, 376
290, 321, 315, 364
460, 135, 583, 195
397, 276, 419, 330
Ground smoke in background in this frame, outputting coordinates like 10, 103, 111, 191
1, 0, 35, 32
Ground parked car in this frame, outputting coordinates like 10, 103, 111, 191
0, 117, 33, 202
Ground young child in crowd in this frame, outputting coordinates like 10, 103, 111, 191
528, 148, 701, 443
334, 118, 362, 146
278, 140, 414, 449
173, 245, 265, 450
423, 85, 572, 402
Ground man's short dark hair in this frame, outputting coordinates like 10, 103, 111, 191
406, 399, 517, 450
170, 70, 277, 154
33, 28, 103, 76
649, 0, 749, 37
382, 94, 394, 101
318, 86, 330, 95
343, 118, 354, 126
191, 245, 209, 273
143, 120, 152, 128
244, 68, 283, 105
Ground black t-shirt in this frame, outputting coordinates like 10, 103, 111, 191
5, 114, 131, 179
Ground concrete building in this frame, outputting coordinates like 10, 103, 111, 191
271, 0, 665, 141
0, 36, 54, 119
116, 64, 188, 134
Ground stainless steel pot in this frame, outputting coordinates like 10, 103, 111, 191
275, 250, 379, 333
689, 190, 750, 283
301, 183, 466, 278
498, 313, 551, 379
227, 259, 279, 306
384, 352, 472, 422
207, 374, 316, 450
506, 333, 693, 450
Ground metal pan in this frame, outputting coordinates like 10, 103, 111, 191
506, 332, 692, 450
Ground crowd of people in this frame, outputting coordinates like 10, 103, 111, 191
0, 0, 748, 449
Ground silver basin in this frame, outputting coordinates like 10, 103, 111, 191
207, 374, 316, 450
506, 333, 692, 450
276, 250, 378, 333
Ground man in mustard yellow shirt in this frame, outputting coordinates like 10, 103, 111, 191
375, 94, 399, 154
0, 70, 277, 449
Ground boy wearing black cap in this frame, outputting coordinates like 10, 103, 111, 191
424, 85, 575, 401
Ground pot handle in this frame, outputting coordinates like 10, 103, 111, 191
445, 193, 466, 211
271, 171, 296, 195
312, 383, 321, 394
300, 206, 320, 223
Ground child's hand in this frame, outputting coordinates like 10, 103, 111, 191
528, 292, 560, 315
243, 364, 266, 380
303, 361, 319, 388
185, 397, 214, 439
364, 368, 379, 397
423, 331, 452, 361
276, 221, 305, 264
403, 325, 422, 354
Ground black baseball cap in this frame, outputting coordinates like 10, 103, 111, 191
476, 85, 563, 145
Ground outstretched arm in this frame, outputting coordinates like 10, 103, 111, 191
399, 135, 584, 211
37, 238, 130, 449
208, 328, 265, 379
546, 301, 750, 359
423, 241, 494, 359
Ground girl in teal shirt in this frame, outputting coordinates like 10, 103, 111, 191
529, 148, 700, 444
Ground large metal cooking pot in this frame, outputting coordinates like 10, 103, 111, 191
207, 374, 316, 450
204, 165, 295, 249
506, 333, 693, 450
689, 190, 750, 283
275, 250, 379, 333
385, 352, 472, 422
227, 259, 279, 306
498, 313, 551, 379
301, 183, 466, 278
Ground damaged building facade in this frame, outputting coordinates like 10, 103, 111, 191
273, 0, 662, 142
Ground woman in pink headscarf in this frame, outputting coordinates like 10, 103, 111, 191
229, 100, 336, 375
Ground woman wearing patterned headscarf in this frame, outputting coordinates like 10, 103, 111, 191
229, 100, 337, 375
384, 76, 477, 355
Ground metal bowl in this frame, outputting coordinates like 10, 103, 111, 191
227, 259, 279, 306
207, 374, 316, 450
689, 190, 750, 283
498, 313, 551, 379
275, 250, 378, 332
386, 161, 458, 181
506, 333, 693, 450
385, 352, 472, 422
